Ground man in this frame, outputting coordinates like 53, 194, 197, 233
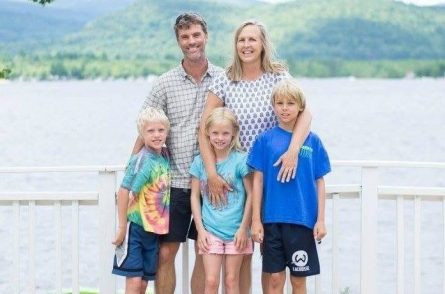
132, 13, 224, 293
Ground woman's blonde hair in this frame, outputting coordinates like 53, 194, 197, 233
226, 20, 287, 81
205, 107, 243, 152
137, 107, 170, 136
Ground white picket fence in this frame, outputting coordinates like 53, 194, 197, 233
0, 161, 444, 294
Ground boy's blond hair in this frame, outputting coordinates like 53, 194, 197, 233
205, 107, 243, 152
271, 78, 306, 111
137, 107, 170, 136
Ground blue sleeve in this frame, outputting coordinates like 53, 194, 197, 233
237, 152, 251, 178
313, 137, 331, 180
189, 155, 202, 179
141, 77, 167, 113
247, 135, 264, 172
121, 154, 138, 190
130, 158, 153, 194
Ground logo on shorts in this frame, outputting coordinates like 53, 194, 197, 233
291, 250, 310, 272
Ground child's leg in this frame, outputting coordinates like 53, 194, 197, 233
290, 276, 307, 294
126, 276, 143, 294
267, 271, 286, 294
224, 254, 244, 294
203, 254, 224, 294
140, 279, 148, 294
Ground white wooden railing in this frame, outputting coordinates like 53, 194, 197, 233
0, 161, 444, 294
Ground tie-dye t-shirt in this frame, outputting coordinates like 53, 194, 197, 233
121, 147, 171, 234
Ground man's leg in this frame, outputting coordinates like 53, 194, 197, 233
191, 241, 205, 294
155, 241, 181, 294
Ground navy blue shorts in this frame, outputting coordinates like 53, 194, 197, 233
160, 188, 192, 243
263, 223, 320, 277
112, 222, 159, 280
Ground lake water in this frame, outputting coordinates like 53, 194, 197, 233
0, 78, 444, 293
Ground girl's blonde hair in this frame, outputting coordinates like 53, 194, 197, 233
226, 20, 287, 82
271, 78, 306, 111
137, 107, 170, 136
205, 107, 243, 152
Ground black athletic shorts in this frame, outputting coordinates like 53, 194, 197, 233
263, 223, 320, 277
159, 188, 192, 243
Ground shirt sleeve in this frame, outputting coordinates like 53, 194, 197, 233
130, 158, 153, 194
208, 72, 227, 104
237, 152, 251, 178
189, 155, 202, 179
120, 154, 138, 190
313, 137, 331, 180
247, 135, 265, 172
141, 77, 167, 113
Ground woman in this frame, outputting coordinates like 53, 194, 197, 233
198, 20, 312, 293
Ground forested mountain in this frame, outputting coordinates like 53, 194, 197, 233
1, 0, 444, 78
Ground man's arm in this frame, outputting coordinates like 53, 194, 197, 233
274, 107, 312, 182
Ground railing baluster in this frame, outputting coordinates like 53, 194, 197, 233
29, 200, 36, 293
55, 201, 62, 294
98, 171, 117, 294
72, 200, 79, 294
182, 242, 189, 294
396, 195, 405, 294
443, 198, 445, 294
332, 193, 340, 293
414, 196, 421, 294
13, 201, 20, 294
360, 166, 378, 294
315, 274, 321, 293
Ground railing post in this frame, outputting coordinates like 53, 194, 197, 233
360, 166, 378, 294
98, 170, 117, 294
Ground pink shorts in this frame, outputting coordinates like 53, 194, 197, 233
199, 232, 254, 255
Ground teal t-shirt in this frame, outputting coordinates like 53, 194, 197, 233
189, 151, 250, 241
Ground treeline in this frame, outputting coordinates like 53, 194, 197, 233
2, 54, 444, 80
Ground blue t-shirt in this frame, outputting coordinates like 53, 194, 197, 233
189, 151, 250, 240
247, 127, 331, 229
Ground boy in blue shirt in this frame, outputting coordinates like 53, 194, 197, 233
248, 78, 331, 293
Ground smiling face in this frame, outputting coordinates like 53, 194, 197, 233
207, 120, 235, 155
140, 121, 168, 154
273, 96, 301, 131
236, 24, 263, 66
177, 23, 208, 63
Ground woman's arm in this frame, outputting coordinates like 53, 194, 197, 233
274, 106, 312, 182
198, 92, 231, 205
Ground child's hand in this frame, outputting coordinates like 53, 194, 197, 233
313, 221, 327, 243
112, 226, 126, 246
251, 220, 264, 243
197, 230, 210, 253
234, 227, 248, 251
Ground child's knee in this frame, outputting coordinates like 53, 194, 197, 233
269, 272, 285, 289
290, 276, 306, 291
205, 275, 220, 290
224, 273, 239, 289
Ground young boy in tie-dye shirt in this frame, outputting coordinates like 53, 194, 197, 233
112, 107, 171, 292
